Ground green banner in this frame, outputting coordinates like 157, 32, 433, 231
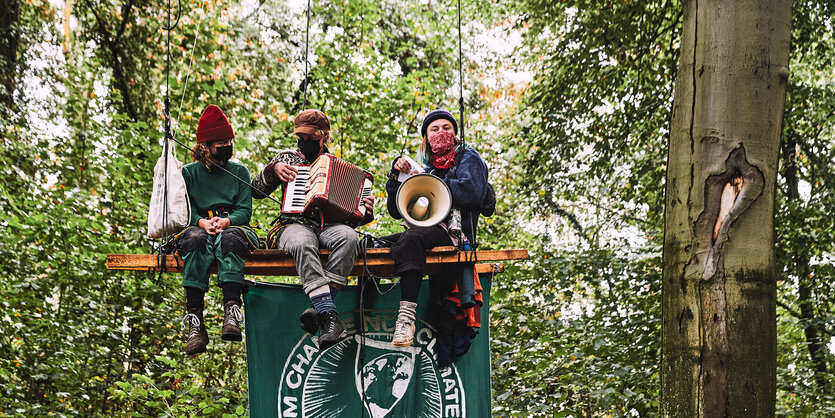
244, 276, 492, 417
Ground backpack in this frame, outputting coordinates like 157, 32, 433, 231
480, 182, 497, 217
447, 148, 497, 217
147, 140, 191, 238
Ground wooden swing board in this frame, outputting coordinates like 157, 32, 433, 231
105, 247, 529, 276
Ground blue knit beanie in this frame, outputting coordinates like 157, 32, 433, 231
420, 109, 458, 138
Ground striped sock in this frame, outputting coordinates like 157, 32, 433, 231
310, 285, 336, 315
398, 301, 417, 323
329, 285, 339, 300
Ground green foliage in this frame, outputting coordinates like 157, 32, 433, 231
0, 0, 505, 414
773, 1, 835, 414
1, 0, 833, 415
491, 245, 661, 417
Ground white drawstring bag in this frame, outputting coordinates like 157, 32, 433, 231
147, 140, 191, 238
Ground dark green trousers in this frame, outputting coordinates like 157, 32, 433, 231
178, 226, 258, 292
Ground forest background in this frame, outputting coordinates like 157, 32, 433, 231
0, 0, 833, 416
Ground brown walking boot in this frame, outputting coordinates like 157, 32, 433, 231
221, 301, 244, 341
183, 311, 209, 355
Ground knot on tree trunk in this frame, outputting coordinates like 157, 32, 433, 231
696, 144, 765, 280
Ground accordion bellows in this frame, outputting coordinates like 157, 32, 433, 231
304, 154, 373, 226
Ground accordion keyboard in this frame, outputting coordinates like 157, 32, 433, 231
282, 165, 310, 214
358, 178, 373, 216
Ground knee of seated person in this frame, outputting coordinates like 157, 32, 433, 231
390, 240, 412, 259
179, 228, 209, 256
337, 228, 359, 247
394, 228, 422, 247
282, 238, 315, 255
220, 228, 250, 257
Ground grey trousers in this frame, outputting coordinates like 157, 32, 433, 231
277, 223, 359, 295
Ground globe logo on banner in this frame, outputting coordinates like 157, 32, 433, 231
277, 310, 466, 417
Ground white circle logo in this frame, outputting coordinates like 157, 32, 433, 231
278, 309, 466, 417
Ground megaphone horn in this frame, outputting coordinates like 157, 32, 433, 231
395, 173, 452, 228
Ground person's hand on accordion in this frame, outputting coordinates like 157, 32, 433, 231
362, 195, 375, 214
273, 163, 298, 182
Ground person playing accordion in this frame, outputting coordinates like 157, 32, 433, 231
252, 109, 375, 350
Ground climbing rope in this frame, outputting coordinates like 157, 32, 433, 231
302, 0, 312, 110
457, 0, 465, 147
455, 0, 479, 261
355, 232, 401, 418
173, 0, 207, 140
153, 0, 182, 265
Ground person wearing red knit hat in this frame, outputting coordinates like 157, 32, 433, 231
177, 105, 259, 356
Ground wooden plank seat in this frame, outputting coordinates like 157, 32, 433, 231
106, 247, 529, 276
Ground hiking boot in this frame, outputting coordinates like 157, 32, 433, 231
183, 311, 209, 355
391, 319, 416, 348
317, 311, 347, 350
300, 306, 319, 335
221, 301, 244, 341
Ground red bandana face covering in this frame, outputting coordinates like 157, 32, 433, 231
429, 130, 457, 169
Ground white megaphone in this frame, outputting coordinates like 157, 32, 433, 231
395, 173, 452, 227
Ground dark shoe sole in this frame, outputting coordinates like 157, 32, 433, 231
300, 307, 319, 335
220, 333, 244, 341
221, 330, 242, 341
318, 330, 348, 350
186, 345, 208, 356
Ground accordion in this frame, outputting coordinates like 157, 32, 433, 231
280, 154, 373, 226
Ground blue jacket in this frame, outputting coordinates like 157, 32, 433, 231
385, 146, 489, 243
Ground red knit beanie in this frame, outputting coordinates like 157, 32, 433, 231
195, 105, 234, 143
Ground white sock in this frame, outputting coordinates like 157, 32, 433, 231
398, 301, 417, 323
309, 284, 330, 297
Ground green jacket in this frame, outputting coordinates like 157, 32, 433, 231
182, 161, 253, 227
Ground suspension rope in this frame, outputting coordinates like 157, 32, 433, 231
355, 232, 400, 418
456, 0, 465, 147
174, 0, 208, 137
397, 106, 422, 158
166, 135, 282, 206
455, 0, 478, 260
302, 0, 312, 110
159, 0, 181, 258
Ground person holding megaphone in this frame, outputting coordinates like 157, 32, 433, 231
382, 109, 492, 348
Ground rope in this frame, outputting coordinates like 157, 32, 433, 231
455, 0, 479, 259
161, 0, 181, 31
354, 232, 401, 417
302, 0, 311, 110
456, 0, 465, 146
155, 0, 182, 278
397, 107, 422, 158
358, 247, 367, 418
354, 231, 407, 416
173, 0, 208, 138
166, 135, 283, 206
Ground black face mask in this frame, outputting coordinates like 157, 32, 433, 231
298, 140, 321, 163
214, 145, 233, 163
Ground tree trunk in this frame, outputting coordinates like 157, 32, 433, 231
0, 0, 20, 108
661, 1, 792, 416
781, 129, 829, 390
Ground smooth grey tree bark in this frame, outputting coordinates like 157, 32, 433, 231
661, 0, 793, 416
